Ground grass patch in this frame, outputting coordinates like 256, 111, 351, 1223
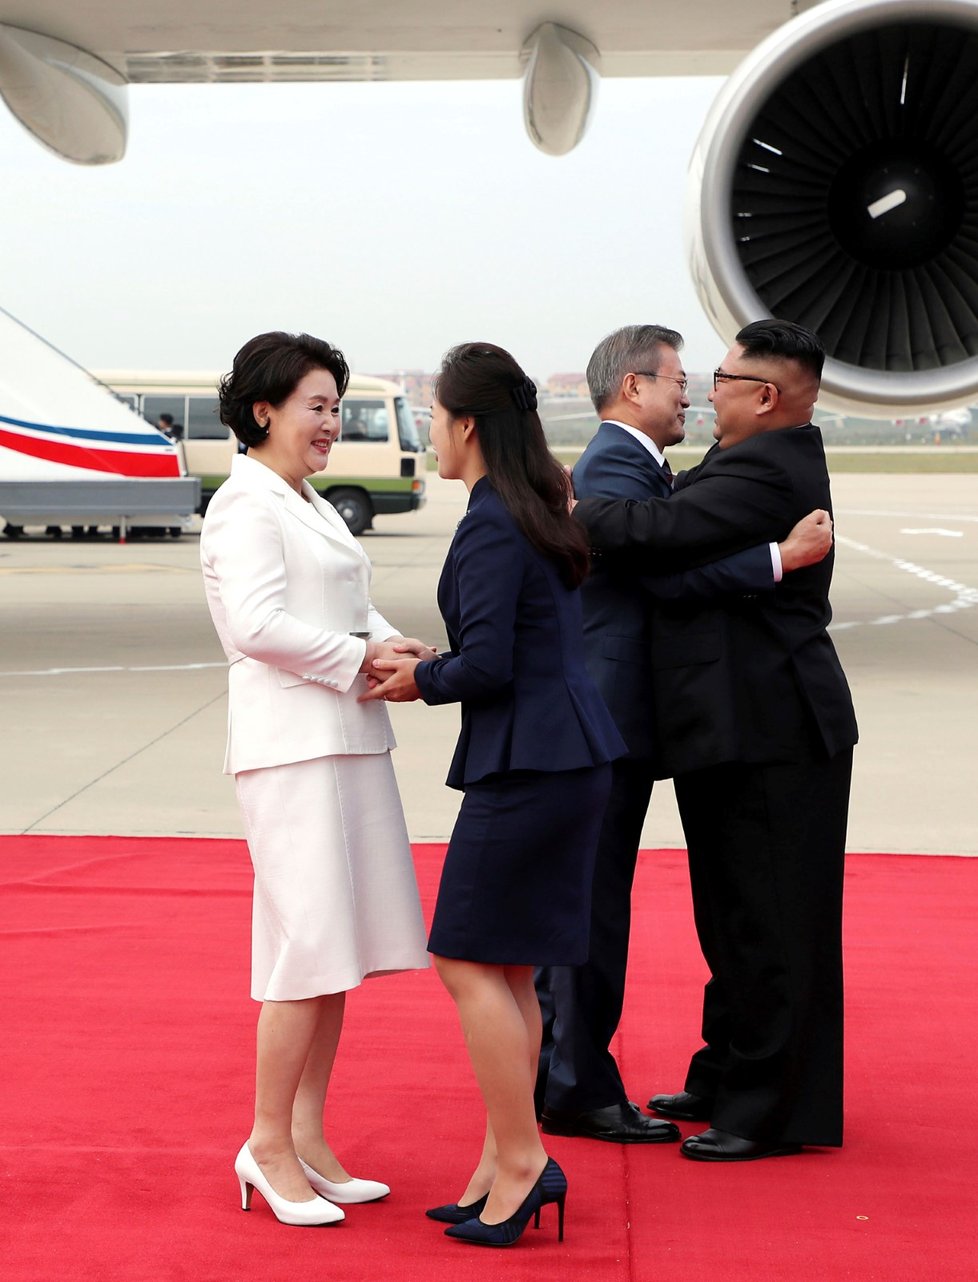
551, 447, 978, 474
822, 450, 978, 473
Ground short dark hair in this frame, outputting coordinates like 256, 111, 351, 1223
158, 413, 174, 426
435, 342, 589, 588
219, 331, 350, 448
736, 319, 824, 382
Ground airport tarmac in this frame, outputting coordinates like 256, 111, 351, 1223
1, 469, 975, 854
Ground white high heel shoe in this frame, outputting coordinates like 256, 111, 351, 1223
298, 1158, 390, 1204
234, 1143, 345, 1226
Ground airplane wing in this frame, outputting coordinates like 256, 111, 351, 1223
3, 1, 804, 84
0, 0, 820, 166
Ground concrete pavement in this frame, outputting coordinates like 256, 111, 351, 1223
1, 469, 975, 854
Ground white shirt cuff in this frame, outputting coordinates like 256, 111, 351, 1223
770, 542, 783, 583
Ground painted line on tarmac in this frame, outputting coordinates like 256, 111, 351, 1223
0, 563, 188, 575
0, 662, 226, 678
837, 507, 978, 524
832, 536, 978, 630
900, 528, 964, 537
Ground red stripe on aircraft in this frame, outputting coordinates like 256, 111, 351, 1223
0, 429, 181, 478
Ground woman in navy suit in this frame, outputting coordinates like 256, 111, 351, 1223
362, 343, 624, 1247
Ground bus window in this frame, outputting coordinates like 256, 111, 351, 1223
142, 395, 186, 433
342, 399, 388, 442
395, 396, 424, 451
187, 394, 224, 439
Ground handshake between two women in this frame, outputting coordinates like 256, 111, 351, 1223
358, 637, 435, 704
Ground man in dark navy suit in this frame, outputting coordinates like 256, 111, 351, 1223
536, 325, 832, 1143
574, 320, 856, 1160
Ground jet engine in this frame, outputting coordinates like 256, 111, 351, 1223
687, 0, 978, 415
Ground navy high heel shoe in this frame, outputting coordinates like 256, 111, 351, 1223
425, 1193, 489, 1224
444, 1157, 566, 1247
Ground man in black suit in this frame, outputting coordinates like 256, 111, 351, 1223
573, 319, 857, 1160
536, 324, 833, 1144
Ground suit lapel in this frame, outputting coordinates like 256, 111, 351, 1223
233, 454, 364, 559
284, 484, 370, 562
603, 423, 672, 496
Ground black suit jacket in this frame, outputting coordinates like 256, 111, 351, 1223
573, 423, 776, 766
575, 424, 858, 774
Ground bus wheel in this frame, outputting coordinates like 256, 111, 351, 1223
3, 524, 23, 539
329, 489, 372, 535
169, 527, 182, 538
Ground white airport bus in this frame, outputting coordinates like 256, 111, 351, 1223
94, 370, 427, 534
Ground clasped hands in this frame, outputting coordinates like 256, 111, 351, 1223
357, 636, 436, 703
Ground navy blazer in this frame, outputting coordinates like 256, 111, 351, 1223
573, 423, 775, 760
414, 477, 625, 790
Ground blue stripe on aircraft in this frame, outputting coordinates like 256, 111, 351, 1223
0, 412, 170, 449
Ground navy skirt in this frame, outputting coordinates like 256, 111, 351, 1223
428, 765, 612, 965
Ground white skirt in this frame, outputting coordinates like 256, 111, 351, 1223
235, 752, 430, 1001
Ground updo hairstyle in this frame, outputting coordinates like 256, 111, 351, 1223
218, 331, 350, 448
435, 342, 589, 588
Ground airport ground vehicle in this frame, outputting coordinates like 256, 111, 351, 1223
0, 309, 199, 539
96, 370, 426, 534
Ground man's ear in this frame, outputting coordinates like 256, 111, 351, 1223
621, 373, 641, 404
756, 383, 780, 416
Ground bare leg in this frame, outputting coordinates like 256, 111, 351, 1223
456, 967, 544, 1205
434, 955, 548, 1224
457, 1117, 497, 1207
508, 964, 544, 1081
291, 992, 350, 1180
247, 995, 328, 1202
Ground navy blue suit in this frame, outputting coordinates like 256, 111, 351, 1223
416, 477, 625, 965
538, 423, 776, 1114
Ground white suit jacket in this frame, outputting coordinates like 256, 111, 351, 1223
200, 452, 398, 774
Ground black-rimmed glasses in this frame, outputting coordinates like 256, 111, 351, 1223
632, 371, 688, 394
713, 368, 781, 392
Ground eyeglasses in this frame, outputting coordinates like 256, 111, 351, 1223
713, 368, 781, 392
632, 371, 688, 394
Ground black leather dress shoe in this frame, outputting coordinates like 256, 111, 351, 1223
680, 1128, 802, 1162
648, 1090, 713, 1122
541, 1101, 681, 1144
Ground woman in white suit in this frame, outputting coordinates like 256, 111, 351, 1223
200, 332, 432, 1226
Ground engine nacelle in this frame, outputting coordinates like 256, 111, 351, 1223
687, 0, 978, 416
0, 25, 127, 164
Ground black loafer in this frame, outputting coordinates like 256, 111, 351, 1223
680, 1127, 802, 1162
541, 1101, 681, 1144
648, 1090, 713, 1122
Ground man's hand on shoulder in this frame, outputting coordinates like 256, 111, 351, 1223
779, 509, 833, 572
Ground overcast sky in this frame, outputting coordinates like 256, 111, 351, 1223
1, 76, 726, 381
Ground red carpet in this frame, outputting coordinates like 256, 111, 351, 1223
1, 836, 974, 1281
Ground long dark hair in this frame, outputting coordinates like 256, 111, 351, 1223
435, 342, 589, 588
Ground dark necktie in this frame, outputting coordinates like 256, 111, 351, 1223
660, 458, 674, 489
